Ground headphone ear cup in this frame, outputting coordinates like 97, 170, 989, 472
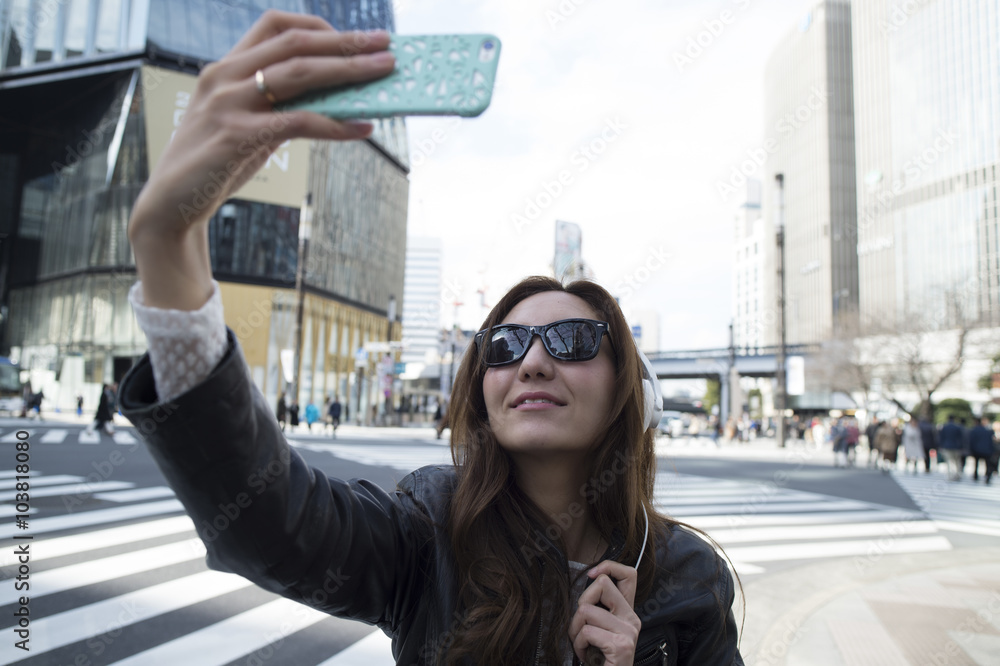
637, 350, 663, 430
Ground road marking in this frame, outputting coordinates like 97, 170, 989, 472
78, 429, 102, 444
724, 535, 952, 563
668, 499, 877, 516
108, 598, 330, 665
94, 486, 175, 502
114, 431, 139, 445
0, 474, 84, 490
39, 428, 70, 443
0, 470, 37, 479
0, 480, 134, 502
0, 515, 194, 568
315, 630, 393, 666
0, 505, 36, 517
0, 538, 205, 605
709, 520, 939, 544
0, 499, 184, 539
0, 570, 253, 664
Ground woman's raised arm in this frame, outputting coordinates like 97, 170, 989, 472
127, 9, 394, 311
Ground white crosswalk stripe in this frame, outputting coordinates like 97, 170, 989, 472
291, 439, 454, 473
0, 441, 977, 666
39, 428, 69, 444
653, 473, 951, 577
890, 469, 1000, 536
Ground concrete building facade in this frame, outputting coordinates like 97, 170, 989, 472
0, 0, 409, 422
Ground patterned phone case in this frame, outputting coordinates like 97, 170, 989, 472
279, 34, 501, 118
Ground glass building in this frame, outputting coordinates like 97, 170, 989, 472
0, 0, 409, 422
852, 0, 1000, 330
760, 0, 858, 346
732, 179, 765, 351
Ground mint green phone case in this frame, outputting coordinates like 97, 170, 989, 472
279, 34, 501, 118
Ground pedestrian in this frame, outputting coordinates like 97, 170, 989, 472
27, 389, 44, 420
327, 395, 342, 436
875, 420, 898, 474
845, 418, 860, 467
901, 419, 924, 474
969, 417, 996, 483
938, 415, 965, 481
865, 417, 881, 468
830, 418, 849, 468
960, 417, 973, 477
77, 394, 84, 417
919, 416, 938, 473
289, 400, 300, 430
304, 401, 319, 431
114, 13, 744, 662
86, 383, 116, 436
433, 401, 444, 438
276, 392, 287, 432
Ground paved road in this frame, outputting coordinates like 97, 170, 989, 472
1, 421, 997, 665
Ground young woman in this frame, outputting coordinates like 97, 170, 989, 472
118, 10, 742, 665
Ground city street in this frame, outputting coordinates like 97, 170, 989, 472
1, 419, 998, 665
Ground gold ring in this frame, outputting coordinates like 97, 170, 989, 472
255, 69, 278, 104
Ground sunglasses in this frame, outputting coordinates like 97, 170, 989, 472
474, 318, 611, 367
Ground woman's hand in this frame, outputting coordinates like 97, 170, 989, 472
128, 9, 395, 310
569, 560, 642, 666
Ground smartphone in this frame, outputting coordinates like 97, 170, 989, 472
278, 33, 501, 119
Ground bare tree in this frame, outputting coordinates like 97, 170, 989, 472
815, 296, 976, 421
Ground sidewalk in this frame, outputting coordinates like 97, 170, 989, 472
9, 408, 447, 440
741, 547, 1000, 665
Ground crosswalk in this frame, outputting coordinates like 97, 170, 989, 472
0, 427, 139, 446
890, 469, 1000, 536
1, 433, 996, 665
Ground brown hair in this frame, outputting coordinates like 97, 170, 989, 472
443, 276, 671, 665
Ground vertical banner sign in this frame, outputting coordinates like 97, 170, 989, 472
787, 355, 805, 396
554, 220, 582, 282
141, 65, 308, 208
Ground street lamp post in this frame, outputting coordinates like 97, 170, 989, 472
387, 294, 396, 426
292, 193, 312, 405
774, 174, 787, 448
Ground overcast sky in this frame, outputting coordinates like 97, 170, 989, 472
395, 0, 819, 350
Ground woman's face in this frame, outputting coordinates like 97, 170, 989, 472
482, 291, 617, 457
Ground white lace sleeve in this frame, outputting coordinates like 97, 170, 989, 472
128, 281, 228, 404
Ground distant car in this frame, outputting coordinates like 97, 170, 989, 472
657, 411, 686, 437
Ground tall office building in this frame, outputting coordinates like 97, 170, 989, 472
400, 236, 442, 369
0, 0, 409, 420
732, 179, 765, 350
760, 1, 858, 346
852, 0, 1000, 330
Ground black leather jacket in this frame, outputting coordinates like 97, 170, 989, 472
119, 330, 743, 665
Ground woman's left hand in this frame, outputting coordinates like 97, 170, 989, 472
569, 560, 642, 665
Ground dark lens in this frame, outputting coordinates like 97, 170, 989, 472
487, 326, 529, 364
544, 321, 597, 360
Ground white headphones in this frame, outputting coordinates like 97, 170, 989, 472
637, 348, 663, 430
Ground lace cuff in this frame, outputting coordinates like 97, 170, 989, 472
128, 281, 228, 403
